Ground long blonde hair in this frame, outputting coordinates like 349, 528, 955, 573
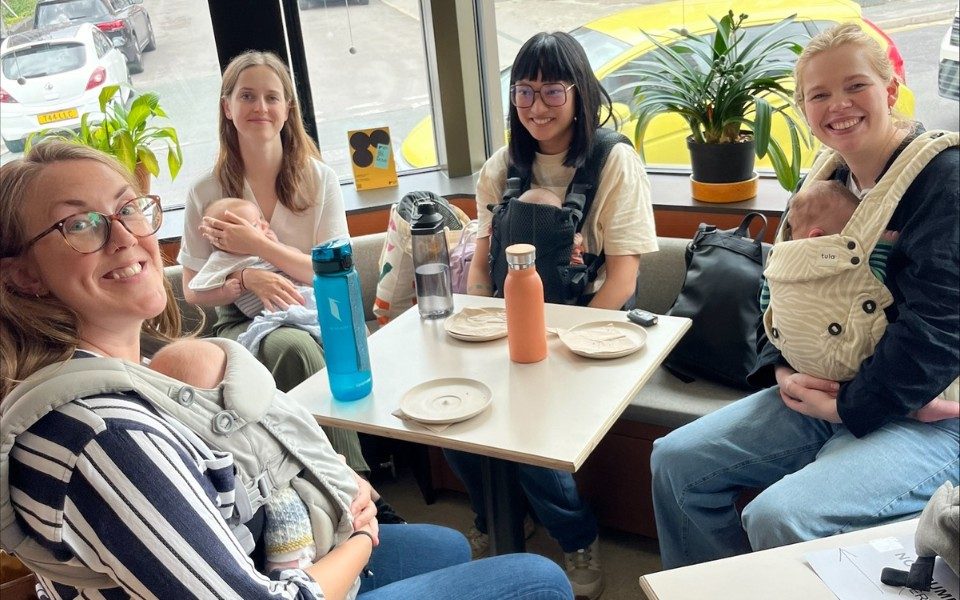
0, 141, 182, 399
794, 23, 897, 114
215, 51, 321, 213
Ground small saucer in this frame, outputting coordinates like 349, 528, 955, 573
399, 378, 493, 424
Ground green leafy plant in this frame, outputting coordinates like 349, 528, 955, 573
626, 12, 811, 190
28, 84, 182, 181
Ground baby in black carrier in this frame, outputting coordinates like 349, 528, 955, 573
515, 188, 585, 266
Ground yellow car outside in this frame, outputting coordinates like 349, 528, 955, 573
400, 0, 915, 172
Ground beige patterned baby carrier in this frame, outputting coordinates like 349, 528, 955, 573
0, 338, 360, 592
763, 130, 959, 401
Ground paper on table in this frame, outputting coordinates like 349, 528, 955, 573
562, 324, 636, 354
391, 409, 452, 433
805, 534, 959, 600
444, 307, 507, 339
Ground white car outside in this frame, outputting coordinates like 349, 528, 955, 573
0, 22, 130, 153
939, 9, 960, 100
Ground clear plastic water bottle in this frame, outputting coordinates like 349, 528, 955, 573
312, 239, 373, 401
411, 200, 454, 319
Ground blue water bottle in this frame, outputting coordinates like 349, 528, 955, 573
312, 239, 373, 401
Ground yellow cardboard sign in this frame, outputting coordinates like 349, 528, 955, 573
348, 127, 398, 190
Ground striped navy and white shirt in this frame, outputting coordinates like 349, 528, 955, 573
10, 360, 325, 599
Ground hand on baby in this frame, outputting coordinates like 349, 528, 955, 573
346, 462, 380, 546
201, 210, 270, 255
910, 397, 960, 422
775, 366, 842, 423
242, 269, 305, 311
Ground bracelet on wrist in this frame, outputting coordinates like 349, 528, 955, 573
239, 269, 247, 291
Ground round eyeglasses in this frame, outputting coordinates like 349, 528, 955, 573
509, 83, 575, 108
21, 195, 163, 255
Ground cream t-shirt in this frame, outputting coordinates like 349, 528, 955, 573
476, 143, 658, 289
178, 158, 349, 273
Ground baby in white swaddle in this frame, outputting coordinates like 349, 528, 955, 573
189, 198, 320, 354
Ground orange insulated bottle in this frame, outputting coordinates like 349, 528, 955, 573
504, 243, 547, 363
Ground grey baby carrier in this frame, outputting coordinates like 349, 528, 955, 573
0, 338, 358, 590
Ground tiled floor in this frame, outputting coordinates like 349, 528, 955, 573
375, 467, 663, 599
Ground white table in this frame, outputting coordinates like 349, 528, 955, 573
289, 294, 691, 552
639, 519, 921, 600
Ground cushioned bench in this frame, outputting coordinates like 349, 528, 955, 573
162, 232, 747, 537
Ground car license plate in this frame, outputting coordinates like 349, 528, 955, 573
37, 108, 78, 125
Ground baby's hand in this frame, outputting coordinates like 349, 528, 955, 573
223, 278, 242, 299
265, 228, 279, 242
880, 230, 899, 244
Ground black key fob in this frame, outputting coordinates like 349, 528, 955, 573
627, 309, 658, 327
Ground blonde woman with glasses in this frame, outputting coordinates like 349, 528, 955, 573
0, 142, 574, 600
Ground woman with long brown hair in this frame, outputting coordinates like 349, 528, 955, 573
178, 51, 368, 471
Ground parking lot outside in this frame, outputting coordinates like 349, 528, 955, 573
1, 0, 957, 209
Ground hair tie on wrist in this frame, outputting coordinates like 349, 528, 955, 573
239, 269, 247, 291
349, 530, 375, 545
349, 531, 375, 577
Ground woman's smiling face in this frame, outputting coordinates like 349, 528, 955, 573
222, 65, 291, 145
15, 159, 167, 337
800, 43, 899, 157
514, 76, 577, 155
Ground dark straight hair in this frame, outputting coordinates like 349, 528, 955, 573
507, 31, 614, 176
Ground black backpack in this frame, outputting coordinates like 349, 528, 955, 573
664, 213, 772, 389
488, 129, 632, 305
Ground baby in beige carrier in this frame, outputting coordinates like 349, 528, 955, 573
762, 131, 959, 419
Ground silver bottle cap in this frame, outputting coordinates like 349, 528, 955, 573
506, 243, 536, 269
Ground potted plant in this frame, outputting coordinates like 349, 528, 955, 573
626, 12, 810, 200
28, 84, 183, 194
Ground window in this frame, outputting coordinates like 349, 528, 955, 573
128, 4, 219, 209
296, 2, 437, 179
35, 0, 110, 28
2, 42, 85, 78
92, 28, 112, 58
472, 2, 909, 174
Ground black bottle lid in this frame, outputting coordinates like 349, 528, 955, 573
312, 238, 354, 274
412, 200, 444, 236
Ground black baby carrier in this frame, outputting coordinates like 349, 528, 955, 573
488, 128, 632, 305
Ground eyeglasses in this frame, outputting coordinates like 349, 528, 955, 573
21, 195, 163, 255
509, 83, 575, 108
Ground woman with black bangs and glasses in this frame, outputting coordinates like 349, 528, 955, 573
444, 31, 658, 600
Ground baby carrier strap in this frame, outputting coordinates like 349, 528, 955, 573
490, 128, 632, 304
777, 130, 958, 245
504, 128, 630, 234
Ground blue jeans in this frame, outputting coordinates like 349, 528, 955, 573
442, 450, 598, 552
358, 524, 572, 599
651, 386, 960, 569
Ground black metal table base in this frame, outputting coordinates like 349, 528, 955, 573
480, 455, 526, 555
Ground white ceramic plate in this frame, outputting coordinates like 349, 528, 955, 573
559, 321, 647, 359
399, 378, 493, 424
444, 307, 508, 342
